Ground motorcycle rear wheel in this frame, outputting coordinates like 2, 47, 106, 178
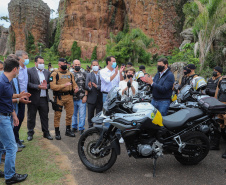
78, 127, 117, 172
174, 131, 210, 165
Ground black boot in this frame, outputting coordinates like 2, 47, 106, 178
55, 127, 61, 140
222, 149, 226, 159
65, 126, 75, 137
210, 130, 221, 150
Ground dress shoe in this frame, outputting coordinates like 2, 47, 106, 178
72, 128, 77, 133
80, 130, 84, 135
5, 173, 28, 184
27, 135, 33, 141
65, 129, 75, 137
17, 141, 25, 148
55, 131, 61, 140
20, 140, 24, 143
17, 148, 22, 152
0, 170, 4, 178
43, 133, 53, 140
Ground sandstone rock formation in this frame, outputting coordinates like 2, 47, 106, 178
58, 0, 185, 59
8, 0, 50, 51
179, 28, 194, 51
170, 62, 187, 83
0, 26, 9, 55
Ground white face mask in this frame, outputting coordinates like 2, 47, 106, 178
92, 66, 99, 72
38, 64, 45, 70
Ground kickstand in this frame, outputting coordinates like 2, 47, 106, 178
153, 157, 157, 177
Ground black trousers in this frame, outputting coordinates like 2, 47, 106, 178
13, 103, 25, 142
27, 97, 49, 136
88, 100, 103, 127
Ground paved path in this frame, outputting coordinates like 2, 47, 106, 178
34, 92, 226, 185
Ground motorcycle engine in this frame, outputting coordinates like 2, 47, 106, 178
137, 144, 153, 156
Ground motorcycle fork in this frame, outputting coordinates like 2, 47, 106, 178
94, 125, 117, 150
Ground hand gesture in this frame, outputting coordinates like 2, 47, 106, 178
120, 66, 125, 73
145, 74, 153, 85
88, 81, 92, 88
20, 96, 31, 104
19, 91, 31, 98
92, 82, 97, 88
13, 115, 19, 126
41, 80, 47, 89
74, 87, 79, 93
115, 66, 118, 75
64, 82, 72, 87
82, 96, 87, 103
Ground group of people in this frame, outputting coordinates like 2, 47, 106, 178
0, 51, 225, 184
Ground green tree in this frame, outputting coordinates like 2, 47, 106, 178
91, 46, 97, 60
192, 0, 226, 72
70, 41, 81, 61
26, 32, 36, 54
106, 28, 154, 65
0, 16, 9, 22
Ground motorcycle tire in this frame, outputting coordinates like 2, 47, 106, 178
221, 128, 226, 141
174, 131, 210, 165
78, 127, 117, 173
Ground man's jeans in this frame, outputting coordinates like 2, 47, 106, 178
102, 93, 110, 127
72, 100, 86, 131
151, 99, 171, 116
0, 115, 17, 179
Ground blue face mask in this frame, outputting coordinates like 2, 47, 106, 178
24, 59, 29, 66
112, 62, 117, 69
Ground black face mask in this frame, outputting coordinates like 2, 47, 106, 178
184, 71, 188, 75
74, 66, 81, 71
213, 71, 218, 77
186, 69, 191, 74
61, 65, 67, 70
127, 74, 133, 79
157, 65, 165, 72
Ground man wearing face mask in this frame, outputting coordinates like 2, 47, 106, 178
0, 61, 3, 76
142, 58, 175, 116
0, 58, 28, 184
85, 60, 103, 128
26, 56, 53, 141
205, 66, 222, 97
178, 66, 189, 90
71, 59, 88, 134
50, 58, 78, 140
14, 50, 29, 147
186, 64, 198, 85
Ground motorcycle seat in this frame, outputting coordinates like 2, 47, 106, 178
163, 108, 204, 130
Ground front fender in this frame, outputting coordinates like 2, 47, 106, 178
94, 125, 121, 155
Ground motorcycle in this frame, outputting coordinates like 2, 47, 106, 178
77, 86, 226, 175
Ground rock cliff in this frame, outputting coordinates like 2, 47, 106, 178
58, 0, 185, 59
8, 0, 50, 51
0, 26, 9, 55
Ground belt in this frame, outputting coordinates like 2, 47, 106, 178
53, 91, 71, 96
0, 112, 11, 116
102, 91, 108, 94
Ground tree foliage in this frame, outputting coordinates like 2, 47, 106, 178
0, 16, 9, 22
91, 46, 97, 60
26, 32, 36, 54
70, 41, 81, 61
106, 28, 154, 65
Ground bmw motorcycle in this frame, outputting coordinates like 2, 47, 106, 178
77, 86, 226, 175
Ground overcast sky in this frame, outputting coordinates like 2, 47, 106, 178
0, 0, 60, 28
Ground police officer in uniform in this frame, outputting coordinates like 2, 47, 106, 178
205, 66, 222, 96
50, 58, 78, 140
178, 66, 189, 90
186, 64, 198, 85
215, 74, 226, 158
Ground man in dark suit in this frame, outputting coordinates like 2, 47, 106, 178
85, 60, 103, 128
27, 56, 53, 141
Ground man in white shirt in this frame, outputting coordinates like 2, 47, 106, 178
27, 56, 53, 141
100, 56, 124, 127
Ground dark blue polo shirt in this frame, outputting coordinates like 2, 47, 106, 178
0, 73, 14, 113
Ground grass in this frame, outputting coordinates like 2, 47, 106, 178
0, 126, 68, 185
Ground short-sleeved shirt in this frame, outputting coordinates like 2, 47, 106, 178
0, 73, 14, 113
100, 67, 120, 93
72, 71, 86, 100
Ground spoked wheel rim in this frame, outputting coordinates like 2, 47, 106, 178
80, 130, 113, 168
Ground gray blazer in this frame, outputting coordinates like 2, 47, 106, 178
85, 71, 102, 104
27, 67, 50, 104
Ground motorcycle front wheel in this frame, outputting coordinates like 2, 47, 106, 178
174, 131, 210, 165
78, 127, 117, 172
